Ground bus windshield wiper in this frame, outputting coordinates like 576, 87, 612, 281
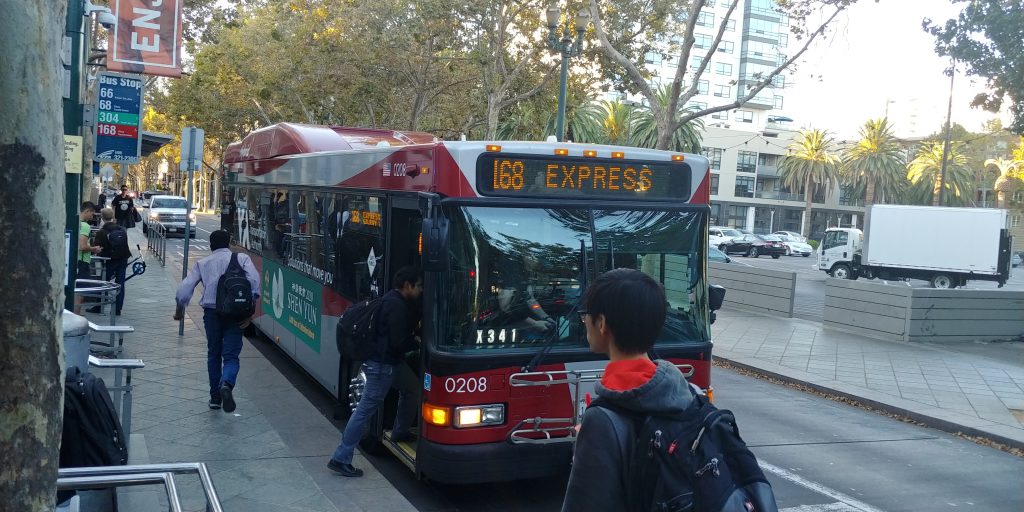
521, 240, 589, 373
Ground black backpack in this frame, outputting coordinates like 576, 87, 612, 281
60, 366, 129, 468
215, 253, 255, 321
105, 225, 132, 260
592, 392, 778, 512
335, 297, 384, 361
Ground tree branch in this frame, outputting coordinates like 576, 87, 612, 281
589, 0, 655, 106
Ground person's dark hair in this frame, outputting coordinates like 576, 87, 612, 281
581, 268, 666, 355
392, 266, 422, 289
80, 201, 96, 213
120, 185, 128, 190
210, 229, 231, 250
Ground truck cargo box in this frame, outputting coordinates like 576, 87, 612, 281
862, 205, 1006, 274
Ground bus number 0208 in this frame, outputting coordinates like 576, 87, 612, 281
444, 377, 488, 393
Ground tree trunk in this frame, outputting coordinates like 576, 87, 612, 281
803, 178, 813, 236
485, 94, 501, 140
932, 171, 943, 206
996, 189, 1006, 209
864, 175, 876, 209
0, 1, 68, 510
655, 113, 675, 151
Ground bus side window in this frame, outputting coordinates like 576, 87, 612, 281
334, 193, 386, 301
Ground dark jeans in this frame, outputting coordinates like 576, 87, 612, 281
202, 309, 244, 400
331, 360, 419, 465
105, 260, 127, 314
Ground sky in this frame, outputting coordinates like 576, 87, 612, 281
785, 0, 1009, 140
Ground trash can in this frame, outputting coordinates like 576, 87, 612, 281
62, 309, 91, 372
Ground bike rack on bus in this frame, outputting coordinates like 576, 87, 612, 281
57, 462, 224, 512
505, 364, 694, 445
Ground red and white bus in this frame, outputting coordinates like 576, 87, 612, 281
223, 122, 718, 484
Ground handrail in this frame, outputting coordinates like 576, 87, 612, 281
57, 472, 183, 512
58, 462, 222, 512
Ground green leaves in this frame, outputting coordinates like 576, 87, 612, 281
925, 1, 1024, 134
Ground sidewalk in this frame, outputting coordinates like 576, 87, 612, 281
712, 308, 1024, 451
83, 229, 416, 512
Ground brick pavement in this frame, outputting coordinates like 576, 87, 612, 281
712, 308, 1024, 450
82, 228, 415, 512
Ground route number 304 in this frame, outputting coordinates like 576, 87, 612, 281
444, 377, 488, 393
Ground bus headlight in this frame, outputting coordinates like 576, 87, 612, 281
453, 404, 504, 428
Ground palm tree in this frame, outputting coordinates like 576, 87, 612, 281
985, 157, 1024, 208
841, 118, 906, 208
631, 85, 704, 153
907, 142, 972, 206
779, 129, 841, 236
569, 100, 637, 146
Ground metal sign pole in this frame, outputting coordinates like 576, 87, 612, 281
179, 127, 196, 336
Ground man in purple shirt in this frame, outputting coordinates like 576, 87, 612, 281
174, 230, 261, 412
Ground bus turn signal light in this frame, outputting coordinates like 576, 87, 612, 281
554, 148, 569, 156
423, 403, 450, 426
611, 151, 625, 159
486, 144, 502, 152
672, 154, 685, 162
583, 150, 597, 158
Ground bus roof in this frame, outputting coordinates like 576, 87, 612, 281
225, 122, 438, 163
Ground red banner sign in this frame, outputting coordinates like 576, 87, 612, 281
107, 0, 184, 78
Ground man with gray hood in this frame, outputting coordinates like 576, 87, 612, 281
561, 268, 695, 511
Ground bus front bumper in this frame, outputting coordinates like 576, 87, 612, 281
416, 437, 572, 484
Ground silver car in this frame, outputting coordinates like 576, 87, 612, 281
143, 195, 196, 237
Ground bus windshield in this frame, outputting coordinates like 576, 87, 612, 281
440, 205, 708, 353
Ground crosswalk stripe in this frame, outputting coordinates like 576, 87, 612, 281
760, 461, 886, 512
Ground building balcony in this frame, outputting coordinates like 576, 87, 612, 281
755, 190, 803, 202
756, 164, 780, 177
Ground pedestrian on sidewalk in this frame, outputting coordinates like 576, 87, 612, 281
92, 207, 132, 315
75, 201, 103, 314
328, 266, 423, 478
111, 185, 135, 229
561, 268, 692, 512
174, 229, 260, 413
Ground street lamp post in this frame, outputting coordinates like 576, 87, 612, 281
545, 5, 589, 142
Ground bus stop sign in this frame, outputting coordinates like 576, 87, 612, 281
94, 72, 144, 164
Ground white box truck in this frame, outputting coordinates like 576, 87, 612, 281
817, 205, 1011, 288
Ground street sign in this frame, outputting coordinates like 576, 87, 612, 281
94, 72, 144, 164
179, 127, 205, 171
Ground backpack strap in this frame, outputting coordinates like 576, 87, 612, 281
587, 399, 657, 511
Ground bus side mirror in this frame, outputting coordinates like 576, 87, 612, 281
709, 285, 726, 311
422, 217, 449, 272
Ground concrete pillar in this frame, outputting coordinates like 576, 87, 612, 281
800, 210, 807, 236
745, 205, 756, 230
852, 213, 859, 228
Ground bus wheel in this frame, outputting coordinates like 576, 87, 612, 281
930, 274, 955, 289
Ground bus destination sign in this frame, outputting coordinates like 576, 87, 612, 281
477, 154, 691, 201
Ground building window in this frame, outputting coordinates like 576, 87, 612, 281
718, 41, 734, 54
686, 101, 707, 112
773, 95, 784, 109
695, 34, 713, 49
713, 84, 731, 98
710, 203, 721, 225
690, 55, 704, 71
758, 153, 779, 167
735, 176, 755, 197
737, 151, 757, 173
715, 62, 733, 75
710, 174, 720, 195
1012, 215, 1021, 228
697, 79, 709, 95
726, 205, 748, 228
697, 11, 714, 27
702, 147, 723, 170
645, 51, 661, 65
735, 110, 753, 123
725, 19, 736, 31
712, 111, 728, 120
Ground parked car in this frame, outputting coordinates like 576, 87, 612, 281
709, 226, 743, 246
708, 246, 732, 263
778, 234, 813, 257
139, 190, 158, 208
1013, 252, 1022, 268
143, 195, 196, 237
718, 234, 785, 258
773, 230, 806, 242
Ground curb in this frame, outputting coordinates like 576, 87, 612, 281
716, 356, 1024, 452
